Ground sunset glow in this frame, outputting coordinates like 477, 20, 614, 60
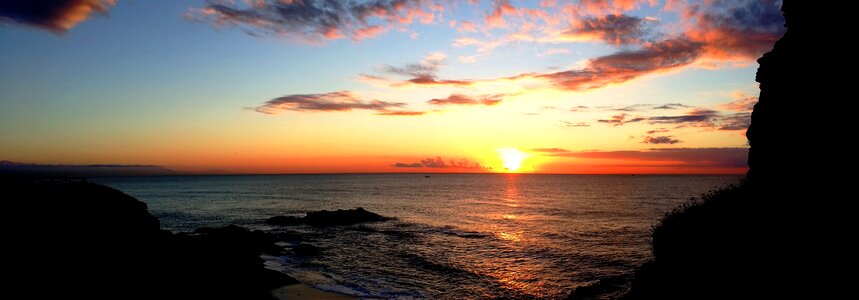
498, 149, 529, 173
0, 0, 782, 174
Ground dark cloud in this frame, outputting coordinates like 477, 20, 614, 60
391, 157, 483, 169
646, 128, 669, 134
647, 108, 719, 126
191, 0, 440, 41
597, 113, 645, 126
406, 77, 473, 86
563, 14, 649, 44
551, 147, 749, 168
535, 38, 703, 90
379, 53, 475, 86
253, 91, 405, 114
652, 103, 688, 110
570, 105, 590, 112
643, 135, 681, 144
530, 148, 570, 153
683, 0, 785, 59
427, 94, 503, 106
0, 0, 115, 33
716, 112, 751, 131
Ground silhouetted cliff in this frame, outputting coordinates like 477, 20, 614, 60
571, 1, 842, 299
1, 176, 295, 300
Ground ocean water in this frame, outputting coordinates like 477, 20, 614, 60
96, 174, 741, 299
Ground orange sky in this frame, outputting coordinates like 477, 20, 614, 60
0, 0, 783, 174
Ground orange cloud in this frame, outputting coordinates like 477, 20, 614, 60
427, 94, 504, 106
561, 14, 650, 44
535, 38, 703, 90
253, 91, 406, 114
680, 0, 785, 60
720, 92, 758, 112
0, 0, 116, 33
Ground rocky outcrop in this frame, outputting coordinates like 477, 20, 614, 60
266, 207, 391, 227
1, 176, 295, 300
587, 2, 842, 299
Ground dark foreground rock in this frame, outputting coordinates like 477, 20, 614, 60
573, 1, 845, 298
2, 176, 295, 300
266, 207, 391, 227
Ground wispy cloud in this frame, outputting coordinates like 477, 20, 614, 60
720, 91, 757, 112
189, 0, 444, 42
0, 0, 116, 33
391, 157, 484, 169
643, 135, 681, 144
598, 113, 646, 126
560, 14, 650, 44
562, 121, 591, 127
252, 91, 406, 114
652, 103, 688, 110
716, 112, 751, 131
427, 94, 503, 106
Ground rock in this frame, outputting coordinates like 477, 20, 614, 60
265, 215, 303, 225
292, 243, 321, 256
266, 207, 391, 227
2, 176, 296, 300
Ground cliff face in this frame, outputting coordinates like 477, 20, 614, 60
571, 2, 842, 299
747, 1, 822, 186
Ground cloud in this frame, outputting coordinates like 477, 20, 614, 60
485, 0, 516, 28
375, 110, 427, 116
562, 121, 591, 127
561, 14, 649, 44
720, 91, 757, 112
391, 157, 484, 169
373, 52, 474, 87
253, 91, 406, 114
681, 0, 785, 60
552, 147, 748, 168
647, 108, 718, 126
190, 0, 444, 42
530, 148, 570, 153
646, 128, 669, 134
643, 135, 681, 144
652, 103, 688, 110
427, 94, 503, 106
0, 0, 116, 33
716, 112, 751, 131
598, 113, 645, 126
534, 38, 703, 90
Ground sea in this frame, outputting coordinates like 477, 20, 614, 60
95, 174, 741, 299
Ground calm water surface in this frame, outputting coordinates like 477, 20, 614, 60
97, 174, 740, 299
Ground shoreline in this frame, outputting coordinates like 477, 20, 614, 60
271, 283, 357, 300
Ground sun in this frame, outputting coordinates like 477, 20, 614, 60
497, 148, 529, 172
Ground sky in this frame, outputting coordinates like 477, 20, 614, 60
0, 0, 784, 174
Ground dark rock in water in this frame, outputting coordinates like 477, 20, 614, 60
304, 207, 390, 226
265, 215, 303, 225
2, 176, 296, 300
292, 243, 321, 256
266, 207, 391, 227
